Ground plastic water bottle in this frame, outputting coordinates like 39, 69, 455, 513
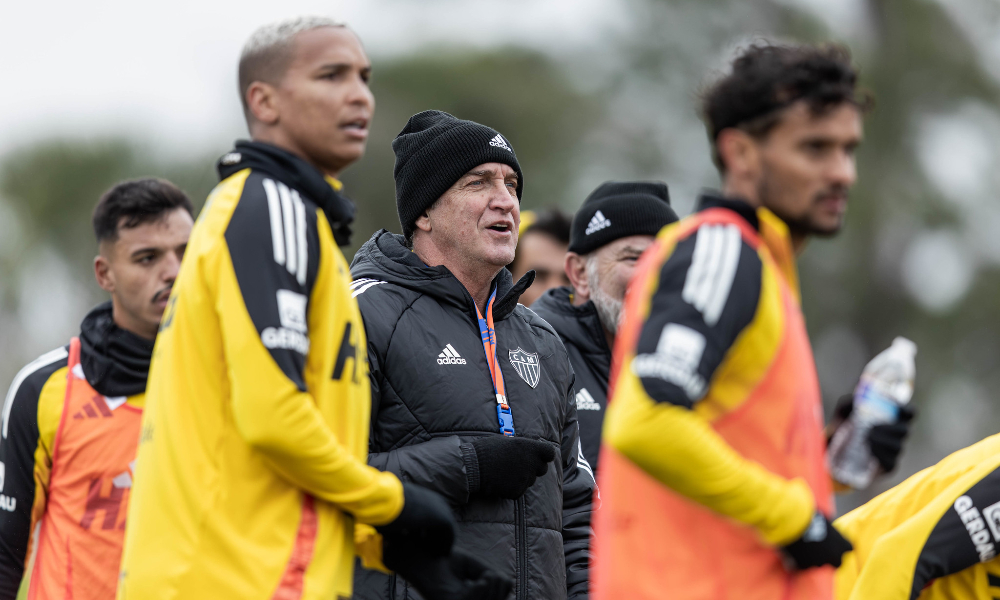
827, 337, 917, 490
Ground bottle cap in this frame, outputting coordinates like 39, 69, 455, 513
891, 336, 917, 356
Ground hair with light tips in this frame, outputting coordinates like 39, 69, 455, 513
238, 16, 344, 121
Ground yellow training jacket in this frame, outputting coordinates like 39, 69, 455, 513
117, 143, 403, 600
836, 433, 1000, 600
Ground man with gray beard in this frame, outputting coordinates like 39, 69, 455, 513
532, 181, 677, 474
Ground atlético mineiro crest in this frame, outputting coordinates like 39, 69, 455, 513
508, 348, 540, 388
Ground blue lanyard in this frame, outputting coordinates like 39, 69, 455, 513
475, 289, 515, 436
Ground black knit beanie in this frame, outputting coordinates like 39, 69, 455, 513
568, 181, 678, 255
392, 110, 523, 239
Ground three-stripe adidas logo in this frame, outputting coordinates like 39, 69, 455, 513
350, 278, 386, 298
489, 134, 513, 152
73, 394, 126, 420
262, 178, 309, 286
575, 388, 601, 411
437, 344, 467, 365
585, 210, 611, 235
682, 223, 742, 326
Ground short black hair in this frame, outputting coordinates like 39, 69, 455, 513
510, 208, 572, 273
523, 208, 572, 245
92, 178, 194, 243
702, 42, 871, 172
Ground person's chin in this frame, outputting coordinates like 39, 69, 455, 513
316, 142, 366, 174
811, 220, 844, 238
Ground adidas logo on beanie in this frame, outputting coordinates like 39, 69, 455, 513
569, 181, 679, 255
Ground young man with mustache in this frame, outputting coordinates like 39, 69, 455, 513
0, 178, 193, 600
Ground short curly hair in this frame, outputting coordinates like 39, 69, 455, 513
702, 42, 871, 172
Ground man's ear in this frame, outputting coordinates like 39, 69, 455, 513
94, 254, 115, 294
246, 81, 280, 126
565, 252, 590, 301
414, 210, 432, 233
716, 128, 760, 180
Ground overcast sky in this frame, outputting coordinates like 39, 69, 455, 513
0, 0, 624, 156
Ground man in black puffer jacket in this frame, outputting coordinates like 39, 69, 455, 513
531, 181, 678, 475
351, 110, 594, 600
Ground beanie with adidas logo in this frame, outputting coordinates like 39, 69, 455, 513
568, 181, 679, 255
392, 110, 524, 240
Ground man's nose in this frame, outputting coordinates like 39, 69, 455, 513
830, 151, 857, 188
163, 253, 182, 283
489, 180, 518, 212
346, 73, 375, 109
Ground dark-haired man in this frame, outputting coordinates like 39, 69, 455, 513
593, 43, 909, 600
351, 110, 594, 600
119, 18, 506, 600
509, 208, 572, 306
0, 178, 193, 600
531, 181, 678, 473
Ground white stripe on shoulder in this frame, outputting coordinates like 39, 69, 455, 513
351, 280, 387, 298
702, 225, 741, 326
2, 346, 69, 439
682, 224, 742, 326
292, 190, 308, 286
262, 179, 285, 266
350, 278, 378, 290
576, 439, 595, 483
277, 183, 297, 276
682, 224, 718, 311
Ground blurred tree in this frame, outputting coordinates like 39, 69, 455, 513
0, 139, 218, 281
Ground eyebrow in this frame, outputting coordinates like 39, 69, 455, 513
464, 169, 518, 183
129, 246, 161, 258
316, 62, 371, 73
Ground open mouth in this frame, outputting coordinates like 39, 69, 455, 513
341, 118, 369, 133
487, 223, 512, 233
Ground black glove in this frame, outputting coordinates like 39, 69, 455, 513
869, 404, 915, 473
829, 394, 916, 474
388, 548, 513, 600
467, 435, 556, 500
376, 483, 456, 559
781, 511, 853, 570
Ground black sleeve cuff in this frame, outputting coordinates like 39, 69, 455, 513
461, 442, 481, 494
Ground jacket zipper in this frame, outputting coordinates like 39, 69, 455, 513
515, 496, 527, 600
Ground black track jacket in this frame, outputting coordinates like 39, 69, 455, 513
350, 230, 594, 600
530, 288, 608, 475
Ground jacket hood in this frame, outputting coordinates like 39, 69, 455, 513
531, 286, 610, 356
350, 229, 534, 321
79, 302, 154, 397
217, 140, 356, 246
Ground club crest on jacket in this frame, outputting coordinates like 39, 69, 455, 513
508, 348, 540, 388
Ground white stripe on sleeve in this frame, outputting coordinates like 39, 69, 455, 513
577, 438, 595, 483
3, 347, 69, 439
262, 179, 286, 266
277, 183, 297, 276
682, 224, 718, 311
351, 281, 387, 298
682, 224, 742, 326
292, 190, 308, 286
702, 225, 741, 326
